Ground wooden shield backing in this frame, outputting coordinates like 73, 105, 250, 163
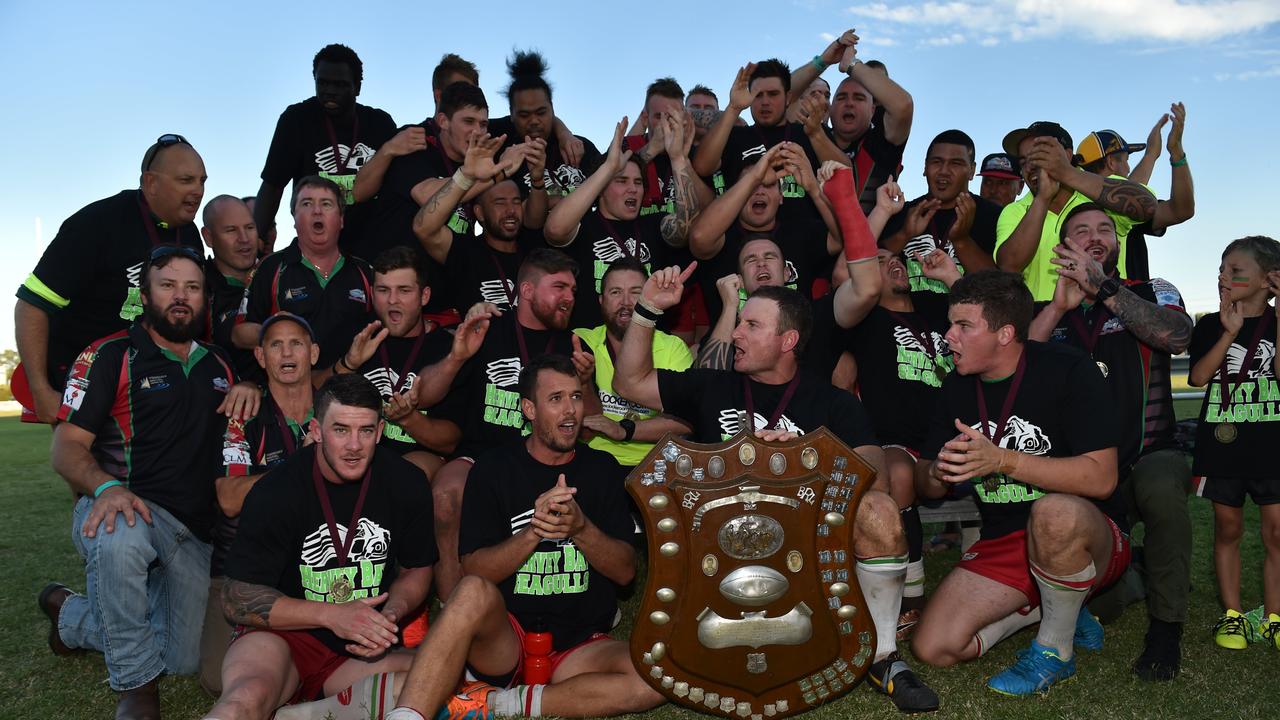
627, 428, 877, 719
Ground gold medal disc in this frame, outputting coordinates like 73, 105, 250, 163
1214, 422, 1238, 444
330, 575, 354, 602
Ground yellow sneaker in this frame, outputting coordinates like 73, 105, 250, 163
1263, 613, 1280, 651
1214, 609, 1249, 650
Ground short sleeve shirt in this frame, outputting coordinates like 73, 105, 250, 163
883, 193, 1002, 297
353, 326, 459, 455
459, 442, 634, 650
559, 211, 675, 329
225, 446, 437, 655
58, 324, 235, 541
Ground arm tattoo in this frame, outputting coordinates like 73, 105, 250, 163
221, 579, 283, 628
696, 338, 735, 370
423, 178, 456, 216
661, 163, 702, 244
1107, 288, 1193, 354
1094, 178, 1157, 221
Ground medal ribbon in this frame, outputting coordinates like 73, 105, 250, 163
514, 319, 557, 366
270, 396, 308, 455
377, 321, 428, 396
485, 246, 518, 307
1217, 313, 1274, 417
597, 212, 642, 261
322, 113, 360, 175
742, 374, 802, 433
311, 454, 373, 569
1067, 304, 1111, 358
974, 350, 1028, 450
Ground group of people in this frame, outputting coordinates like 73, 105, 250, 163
19, 29, 1280, 720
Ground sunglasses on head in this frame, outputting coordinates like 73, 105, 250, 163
141, 133, 190, 172
149, 244, 202, 264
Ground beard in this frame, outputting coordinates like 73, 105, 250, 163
535, 415, 579, 453
1101, 247, 1120, 277
531, 295, 571, 330
143, 299, 203, 343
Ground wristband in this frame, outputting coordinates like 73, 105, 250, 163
1170, 155, 1187, 168
94, 479, 125, 498
632, 300, 664, 327
337, 355, 354, 373
811, 55, 828, 72
619, 419, 637, 442
452, 168, 475, 191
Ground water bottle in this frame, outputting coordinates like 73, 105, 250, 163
523, 618, 553, 684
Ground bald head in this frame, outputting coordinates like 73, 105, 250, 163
201, 195, 260, 275
142, 143, 207, 226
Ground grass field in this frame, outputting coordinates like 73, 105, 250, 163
3, 413, 1277, 720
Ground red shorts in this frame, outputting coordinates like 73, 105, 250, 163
469, 614, 611, 688
231, 627, 347, 703
956, 517, 1130, 609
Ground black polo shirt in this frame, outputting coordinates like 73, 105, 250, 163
213, 392, 313, 575
17, 190, 202, 390
58, 323, 235, 541
240, 245, 374, 369
204, 261, 259, 382
829, 111, 905, 214
260, 97, 398, 254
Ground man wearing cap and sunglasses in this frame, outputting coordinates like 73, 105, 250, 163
15, 134, 206, 424
993, 121, 1157, 301
37, 245, 241, 719
977, 153, 1024, 208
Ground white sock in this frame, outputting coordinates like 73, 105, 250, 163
856, 555, 907, 661
488, 684, 544, 717
903, 559, 925, 599
974, 607, 1041, 656
273, 672, 397, 720
385, 710, 425, 720
1031, 560, 1096, 660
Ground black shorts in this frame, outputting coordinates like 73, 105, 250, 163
1196, 476, 1280, 507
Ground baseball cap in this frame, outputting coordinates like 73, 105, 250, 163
978, 153, 1020, 180
1074, 130, 1146, 168
259, 311, 317, 345
1002, 121, 1073, 158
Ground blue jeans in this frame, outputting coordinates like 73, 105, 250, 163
59, 496, 212, 691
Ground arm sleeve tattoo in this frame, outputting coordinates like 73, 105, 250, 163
696, 337, 735, 370
423, 178, 457, 216
661, 163, 702, 244
1107, 288, 1193, 354
221, 579, 283, 628
1094, 178, 1157, 221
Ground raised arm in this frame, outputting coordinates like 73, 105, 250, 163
1152, 102, 1194, 232
1030, 138, 1156, 222
843, 45, 913, 146
352, 125, 429, 203
411, 133, 506, 263
544, 116, 631, 246
696, 274, 744, 370
658, 112, 701, 248
821, 165, 882, 328
614, 263, 696, 409
415, 307, 492, 407
1128, 113, 1167, 186
995, 171, 1057, 273
687, 144, 782, 260
692, 64, 754, 177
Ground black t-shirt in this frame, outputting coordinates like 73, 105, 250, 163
16, 190, 203, 389
504, 133, 603, 200
443, 231, 537, 314
260, 98, 398, 254
1042, 279, 1185, 469
364, 128, 473, 266
204, 262, 259, 382
722, 122, 822, 227
801, 294, 848, 384
241, 245, 374, 369
354, 326, 459, 455
453, 313, 576, 457
845, 304, 954, 450
698, 218, 834, 327
828, 114, 905, 214
921, 342, 1117, 540
459, 442, 633, 651
1189, 311, 1280, 478
214, 393, 312, 575
883, 193, 1001, 297
225, 445, 437, 655
656, 367, 878, 446
59, 324, 235, 541
559, 211, 676, 329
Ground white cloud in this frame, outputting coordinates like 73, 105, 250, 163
846, 1, 1280, 44
1215, 65, 1280, 81
819, 32, 838, 42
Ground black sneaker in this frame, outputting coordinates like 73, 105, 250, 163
1132, 618, 1182, 681
867, 652, 940, 713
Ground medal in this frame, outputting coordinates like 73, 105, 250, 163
330, 575, 354, 602
1096, 361, 1109, 378
1215, 422, 1238, 444
1215, 314, 1274, 445
982, 474, 1002, 493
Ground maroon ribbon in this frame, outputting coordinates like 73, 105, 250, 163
1067, 304, 1111, 357
1217, 313, 1274, 416
742, 374, 801, 433
311, 453, 373, 568
377, 321, 428, 396
975, 350, 1028, 448
322, 113, 360, 175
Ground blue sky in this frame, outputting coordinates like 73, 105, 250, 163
3, 0, 1279, 350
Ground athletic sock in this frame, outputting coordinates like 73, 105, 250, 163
488, 684, 544, 717
856, 555, 908, 661
1030, 560, 1097, 660
973, 608, 1041, 656
385, 710, 425, 720
900, 507, 924, 604
273, 672, 397, 720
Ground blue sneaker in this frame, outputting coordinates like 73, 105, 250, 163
987, 640, 1077, 696
1074, 609, 1104, 651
